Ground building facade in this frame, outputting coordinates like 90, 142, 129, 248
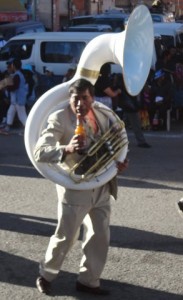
0, 0, 27, 24
34, 0, 183, 31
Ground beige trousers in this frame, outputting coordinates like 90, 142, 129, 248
39, 184, 111, 287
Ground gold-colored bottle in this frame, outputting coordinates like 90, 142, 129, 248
75, 115, 86, 136
75, 115, 86, 154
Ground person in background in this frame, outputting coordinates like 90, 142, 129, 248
110, 72, 124, 118
150, 69, 173, 130
62, 68, 76, 83
119, 77, 151, 148
0, 58, 28, 134
0, 34, 6, 49
22, 64, 36, 112
94, 63, 122, 109
0, 70, 10, 125
36, 67, 57, 98
44, 67, 56, 90
139, 82, 153, 130
34, 78, 129, 296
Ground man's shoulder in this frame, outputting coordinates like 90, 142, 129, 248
48, 105, 70, 121
93, 101, 115, 117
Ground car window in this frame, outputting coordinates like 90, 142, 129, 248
160, 35, 174, 48
67, 28, 98, 32
41, 41, 86, 64
70, 15, 125, 32
154, 37, 166, 57
35, 27, 45, 32
152, 16, 161, 22
70, 16, 95, 26
67, 25, 112, 32
0, 39, 34, 61
176, 33, 183, 45
17, 29, 35, 35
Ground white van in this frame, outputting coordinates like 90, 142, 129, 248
153, 22, 183, 47
0, 29, 159, 78
0, 31, 107, 76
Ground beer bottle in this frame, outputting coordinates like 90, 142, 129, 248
75, 115, 86, 154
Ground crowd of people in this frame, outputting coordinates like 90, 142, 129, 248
0, 44, 183, 137
96, 44, 183, 135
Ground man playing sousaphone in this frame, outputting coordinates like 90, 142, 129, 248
34, 78, 129, 295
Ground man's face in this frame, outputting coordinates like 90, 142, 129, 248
7, 63, 14, 74
69, 89, 94, 117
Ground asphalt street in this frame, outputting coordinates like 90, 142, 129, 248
0, 119, 183, 300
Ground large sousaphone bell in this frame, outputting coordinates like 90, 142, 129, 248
24, 5, 154, 190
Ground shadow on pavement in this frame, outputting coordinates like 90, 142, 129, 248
0, 252, 182, 300
0, 212, 183, 255
118, 177, 183, 192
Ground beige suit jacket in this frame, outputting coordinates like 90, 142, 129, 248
34, 102, 118, 199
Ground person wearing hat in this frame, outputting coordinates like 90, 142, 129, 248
0, 58, 28, 134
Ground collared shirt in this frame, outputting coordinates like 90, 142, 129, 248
84, 109, 98, 135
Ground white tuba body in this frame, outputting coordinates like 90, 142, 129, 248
24, 5, 154, 190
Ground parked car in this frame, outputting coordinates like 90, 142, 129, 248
0, 21, 46, 41
153, 22, 183, 47
0, 31, 110, 76
151, 13, 170, 22
69, 15, 95, 26
0, 22, 166, 80
70, 10, 128, 32
66, 24, 112, 32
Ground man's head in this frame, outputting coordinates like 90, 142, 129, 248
69, 79, 95, 117
6, 58, 22, 73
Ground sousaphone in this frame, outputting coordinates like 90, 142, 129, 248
24, 5, 154, 190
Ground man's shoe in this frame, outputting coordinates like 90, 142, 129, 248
36, 276, 51, 295
138, 142, 151, 148
177, 198, 183, 216
76, 281, 110, 296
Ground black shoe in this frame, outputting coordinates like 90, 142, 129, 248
76, 281, 110, 296
138, 142, 151, 148
177, 198, 183, 215
36, 276, 51, 295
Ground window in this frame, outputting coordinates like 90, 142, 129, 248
70, 16, 95, 26
0, 39, 34, 61
152, 16, 161, 22
176, 33, 183, 45
41, 41, 86, 64
161, 35, 174, 48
